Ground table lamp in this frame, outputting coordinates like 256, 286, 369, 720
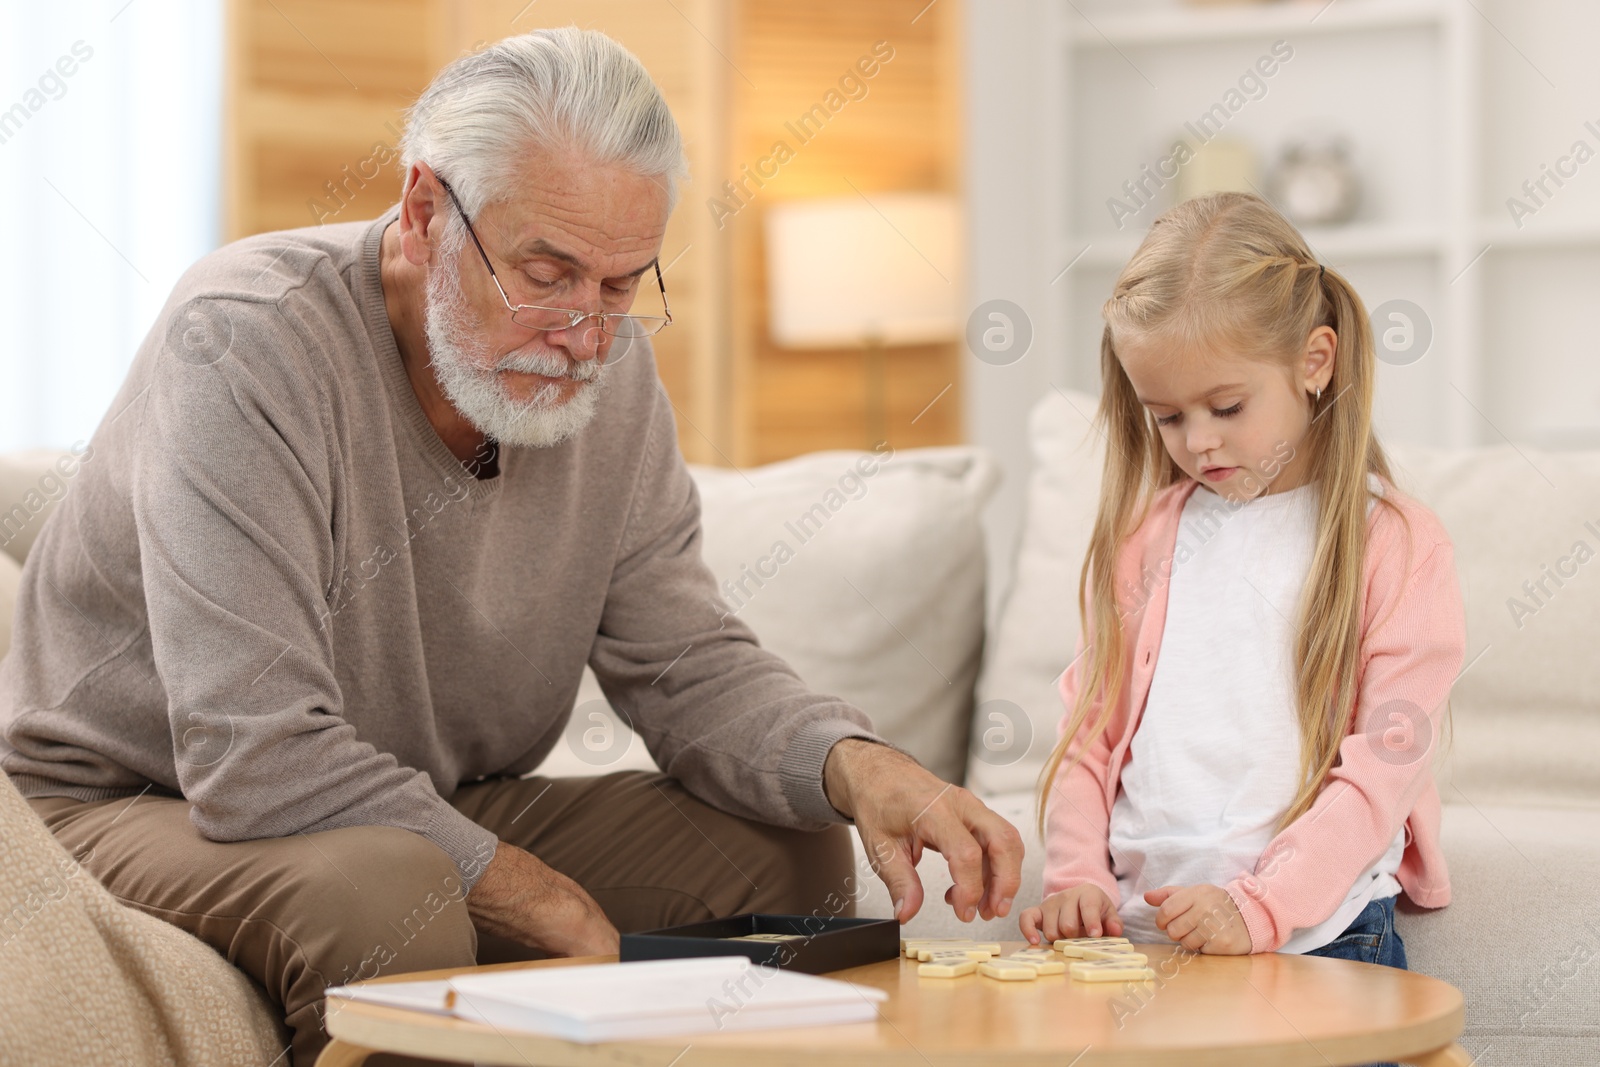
764, 193, 961, 447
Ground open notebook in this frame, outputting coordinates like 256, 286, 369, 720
325, 956, 887, 1043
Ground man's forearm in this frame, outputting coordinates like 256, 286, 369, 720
467, 841, 619, 957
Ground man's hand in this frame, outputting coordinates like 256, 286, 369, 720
466, 841, 620, 957
823, 738, 1024, 925
1144, 883, 1251, 954
1019, 884, 1124, 945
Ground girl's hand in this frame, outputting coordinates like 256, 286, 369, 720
1144, 884, 1251, 954
1019, 884, 1124, 945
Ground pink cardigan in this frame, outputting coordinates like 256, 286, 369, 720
1041, 475, 1465, 952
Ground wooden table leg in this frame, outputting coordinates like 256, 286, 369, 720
314, 1038, 377, 1067
1404, 1043, 1475, 1067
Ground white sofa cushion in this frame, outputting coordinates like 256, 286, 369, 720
0, 551, 18, 664
969, 389, 1600, 809
1397, 802, 1600, 1066
2, 449, 79, 665
1380, 443, 1600, 807
965, 388, 1103, 796
535, 445, 1000, 784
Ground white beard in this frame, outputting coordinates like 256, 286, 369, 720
422, 249, 608, 450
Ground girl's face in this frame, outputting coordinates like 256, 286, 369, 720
1116, 326, 1336, 503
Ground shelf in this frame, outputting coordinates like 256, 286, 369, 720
1476, 217, 1600, 251
1059, 219, 1600, 276
1064, 0, 1452, 49
1059, 221, 1444, 271
1019, 0, 1515, 449
1522, 424, 1600, 450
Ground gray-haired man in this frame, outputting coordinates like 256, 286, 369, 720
1, 28, 1023, 1064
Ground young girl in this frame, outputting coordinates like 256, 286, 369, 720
1018, 193, 1464, 999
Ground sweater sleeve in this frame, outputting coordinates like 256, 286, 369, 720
1223, 535, 1466, 951
1041, 630, 1123, 903
134, 299, 499, 888
587, 381, 898, 829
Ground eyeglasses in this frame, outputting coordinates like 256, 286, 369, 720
436, 177, 672, 339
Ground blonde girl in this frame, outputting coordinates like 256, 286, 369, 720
1018, 193, 1464, 994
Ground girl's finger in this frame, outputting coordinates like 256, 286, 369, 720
1144, 886, 1176, 907
1154, 888, 1193, 928
1019, 908, 1040, 944
1164, 909, 1198, 943
1040, 900, 1062, 943
1080, 897, 1104, 939
1055, 898, 1080, 939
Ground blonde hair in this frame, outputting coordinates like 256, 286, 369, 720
1036, 191, 1410, 835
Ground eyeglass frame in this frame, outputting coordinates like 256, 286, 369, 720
435, 176, 672, 338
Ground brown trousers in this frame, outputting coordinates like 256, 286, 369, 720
28, 771, 858, 1067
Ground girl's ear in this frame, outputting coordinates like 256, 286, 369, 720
1301, 325, 1337, 394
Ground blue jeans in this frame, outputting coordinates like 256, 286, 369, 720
1304, 894, 1407, 1067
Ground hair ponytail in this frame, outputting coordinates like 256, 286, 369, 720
1285, 260, 1413, 825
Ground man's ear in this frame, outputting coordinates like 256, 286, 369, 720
397, 162, 445, 266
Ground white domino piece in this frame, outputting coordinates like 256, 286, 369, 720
917, 957, 978, 978
1009, 948, 1057, 960
978, 959, 1040, 982
1054, 937, 1133, 958
901, 938, 979, 958
999, 953, 1066, 975
915, 943, 1001, 961
1069, 958, 1157, 983
1079, 946, 1146, 962
918, 948, 998, 962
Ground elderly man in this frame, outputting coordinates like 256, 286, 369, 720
0, 27, 1021, 1065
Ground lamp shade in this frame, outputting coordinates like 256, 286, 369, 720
764, 193, 962, 348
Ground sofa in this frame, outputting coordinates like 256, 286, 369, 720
3, 387, 1598, 1065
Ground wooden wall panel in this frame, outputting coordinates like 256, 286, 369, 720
246, 0, 435, 95
728, 0, 965, 464
225, 0, 449, 238
224, 0, 963, 468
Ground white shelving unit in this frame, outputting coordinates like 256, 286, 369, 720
964, 0, 1600, 613
1063, 0, 1452, 45
1039, 0, 1487, 448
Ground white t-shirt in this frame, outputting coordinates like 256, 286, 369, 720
1108, 479, 1404, 954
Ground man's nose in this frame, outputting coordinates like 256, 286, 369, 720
548, 314, 607, 362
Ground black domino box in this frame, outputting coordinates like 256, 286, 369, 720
619, 913, 899, 974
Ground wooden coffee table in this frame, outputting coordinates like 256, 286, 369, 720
316, 941, 1470, 1066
